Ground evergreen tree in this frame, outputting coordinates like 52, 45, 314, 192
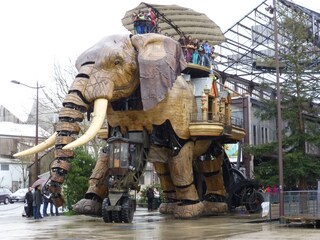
63, 148, 95, 210
249, 2, 320, 190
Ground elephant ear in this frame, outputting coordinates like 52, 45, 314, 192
131, 34, 187, 111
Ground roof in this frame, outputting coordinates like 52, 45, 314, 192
122, 2, 226, 45
0, 121, 50, 139
0, 157, 22, 164
0, 102, 33, 123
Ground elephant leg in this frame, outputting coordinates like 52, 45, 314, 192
198, 153, 228, 215
153, 162, 178, 214
168, 141, 204, 219
73, 151, 109, 216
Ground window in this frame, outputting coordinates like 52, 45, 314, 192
1, 164, 9, 171
265, 128, 268, 143
139, 176, 145, 185
120, 143, 129, 168
253, 125, 257, 145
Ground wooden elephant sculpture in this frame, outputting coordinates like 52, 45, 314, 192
15, 33, 243, 222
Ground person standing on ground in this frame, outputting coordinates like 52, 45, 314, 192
33, 185, 43, 219
49, 195, 59, 216
24, 187, 33, 218
147, 187, 155, 211
42, 185, 51, 217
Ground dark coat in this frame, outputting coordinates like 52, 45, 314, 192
147, 188, 155, 199
25, 191, 33, 204
33, 189, 43, 205
42, 186, 51, 203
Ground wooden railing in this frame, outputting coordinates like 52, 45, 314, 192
190, 112, 243, 128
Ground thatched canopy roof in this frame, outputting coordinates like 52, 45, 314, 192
122, 2, 226, 45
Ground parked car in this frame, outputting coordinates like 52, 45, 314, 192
11, 188, 28, 202
0, 187, 13, 204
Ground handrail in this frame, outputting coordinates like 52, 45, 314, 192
189, 112, 244, 128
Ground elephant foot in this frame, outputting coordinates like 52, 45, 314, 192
202, 201, 228, 215
73, 199, 102, 216
202, 194, 228, 215
173, 200, 204, 219
159, 202, 178, 215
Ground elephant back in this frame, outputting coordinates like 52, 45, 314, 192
108, 76, 195, 140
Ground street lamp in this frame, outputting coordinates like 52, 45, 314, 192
268, 0, 284, 220
11, 80, 44, 179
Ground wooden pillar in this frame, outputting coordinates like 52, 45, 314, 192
219, 98, 226, 124
210, 74, 220, 121
225, 94, 231, 125
201, 91, 208, 121
210, 97, 219, 121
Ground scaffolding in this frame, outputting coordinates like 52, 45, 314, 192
215, 0, 320, 100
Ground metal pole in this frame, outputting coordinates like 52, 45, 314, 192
11, 80, 43, 181
35, 81, 39, 178
272, 0, 284, 220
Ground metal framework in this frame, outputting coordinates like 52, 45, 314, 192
215, 0, 320, 100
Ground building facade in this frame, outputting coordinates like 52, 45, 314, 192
0, 105, 50, 191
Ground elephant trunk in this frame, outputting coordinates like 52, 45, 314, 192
49, 90, 88, 206
13, 63, 111, 207
50, 63, 111, 206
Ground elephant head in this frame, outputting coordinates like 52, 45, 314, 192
14, 33, 187, 203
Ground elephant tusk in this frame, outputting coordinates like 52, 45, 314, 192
13, 133, 57, 157
63, 99, 108, 150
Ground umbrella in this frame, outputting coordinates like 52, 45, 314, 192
121, 2, 226, 45
31, 178, 47, 188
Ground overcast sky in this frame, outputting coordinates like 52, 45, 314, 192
0, 0, 318, 121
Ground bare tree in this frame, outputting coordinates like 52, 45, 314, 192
12, 155, 33, 188
42, 60, 103, 159
42, 59, 76, 113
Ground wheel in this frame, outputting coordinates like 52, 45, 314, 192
244, 189, 264, 213
112, 210, 121, 223
227, 179, 260, 211
227, 181, 248, 211
102, 198, 112, 223
4, 197, 9, 205
121, 197, 134, 223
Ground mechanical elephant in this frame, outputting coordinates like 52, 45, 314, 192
14, 33, 228, 220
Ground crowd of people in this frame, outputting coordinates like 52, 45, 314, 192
178, 36, 217, 68
131, 9, 217, 70
261, 185, 279, 194
132, 7, 158, 34
24, 185, 59, 220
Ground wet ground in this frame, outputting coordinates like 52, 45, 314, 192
1, 202, 319, 239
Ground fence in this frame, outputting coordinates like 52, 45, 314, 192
284, 191, 320, 217
189, 112, 243, 128
260, 191, 320, 220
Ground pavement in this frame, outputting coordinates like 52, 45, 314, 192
1, 202, 319, 239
